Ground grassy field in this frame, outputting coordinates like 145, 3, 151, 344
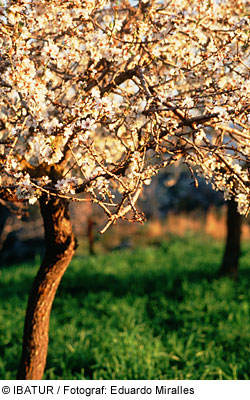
0, 235, 250, 379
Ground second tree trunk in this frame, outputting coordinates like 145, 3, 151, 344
220, 199, 241, 280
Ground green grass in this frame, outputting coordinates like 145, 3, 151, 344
0, 235, 250, 379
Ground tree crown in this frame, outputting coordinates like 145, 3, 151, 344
1, 0, 250, 230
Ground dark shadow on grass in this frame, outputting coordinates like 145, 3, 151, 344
1, 250, 250, 303
0, 266, 34, 302
57, 261, 223, 298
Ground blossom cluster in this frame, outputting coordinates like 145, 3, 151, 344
55, 177, 79, 194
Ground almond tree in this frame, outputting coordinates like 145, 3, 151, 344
1, 0, 250, 379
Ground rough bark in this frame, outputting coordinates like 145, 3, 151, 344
17, 195, 76, 379
220, 199, 241, 280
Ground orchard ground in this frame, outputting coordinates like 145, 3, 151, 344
0, 231, 250, 379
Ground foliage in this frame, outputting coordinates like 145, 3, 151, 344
1, 237, 249, 379
1, 1, 250, 229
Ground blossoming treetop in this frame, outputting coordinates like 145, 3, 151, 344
0, 0, 250, 379
1, 0, 250, 219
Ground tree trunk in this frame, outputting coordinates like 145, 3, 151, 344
0, 204, 10, 236
17, 195, 76, 379
87, 217, 95, 255
219, 199, 241, 280
0, 204, 10, 250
